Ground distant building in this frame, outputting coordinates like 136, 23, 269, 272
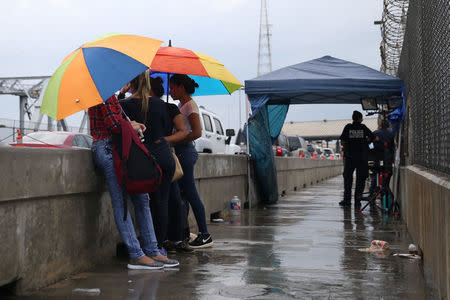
282, 118, 378, 141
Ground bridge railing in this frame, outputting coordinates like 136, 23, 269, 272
0, 118, 88, 143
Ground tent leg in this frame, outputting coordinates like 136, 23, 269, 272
246, 96, 251, 209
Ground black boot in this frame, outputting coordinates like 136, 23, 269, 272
339, 200, 351, 206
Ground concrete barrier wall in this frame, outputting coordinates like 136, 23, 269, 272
0, 148, 341, 294
192, 155, 343, 225
0, 147, 119, 293
399, 165, 450, 300
192, 154, 249, 224
275, 157, 342, 194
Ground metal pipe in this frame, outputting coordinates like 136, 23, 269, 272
19, 95, 26, 134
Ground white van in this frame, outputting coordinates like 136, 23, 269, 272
195, 106, 239, 154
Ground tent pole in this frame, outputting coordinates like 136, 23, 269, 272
245, 93, 251, 209
239, 89, 242, 130
166, 73, 170, 103
166, 40, 172, 103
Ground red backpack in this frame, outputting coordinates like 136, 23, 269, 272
112, 118, 162, 220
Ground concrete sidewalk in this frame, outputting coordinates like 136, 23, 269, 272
10, 176, 429, 299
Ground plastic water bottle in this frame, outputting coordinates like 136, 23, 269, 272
230, 196, 241, 213
230, 196, 241, 225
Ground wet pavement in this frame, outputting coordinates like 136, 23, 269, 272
10, 176, 430, 299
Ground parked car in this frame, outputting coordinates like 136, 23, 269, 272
224, 129, 241, 155
316, 146, 324, 158
287, 136, 311, 158
307, 144, 318, 159
10, 131, 93, 149
195, 106, 237, 154
272, 132, 290, 157
322, 147, 335, 159
234, 128, 248, 154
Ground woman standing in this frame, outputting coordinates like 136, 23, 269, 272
89, 95, 171, 269
120, 72, 186, 256
169, 74, 213, 249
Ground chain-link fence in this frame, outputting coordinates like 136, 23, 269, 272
0, 118, 88, 144
398, 0, 450, 175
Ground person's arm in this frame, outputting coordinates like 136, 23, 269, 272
365, 125, 376, 142
339, 124, 348, 144
101, 95, 122, 133
180, 113, 202, 144
130, 120, 146, 133
102, 95, 145, 134
118, 83, 130, 100
166, 115, 186, 146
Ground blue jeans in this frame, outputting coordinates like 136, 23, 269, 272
175, 142, 208, 234
92, 138, 160, 259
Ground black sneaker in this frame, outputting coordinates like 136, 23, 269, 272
162, 241, 177, 253
354, 201, 362, 208
339, 200, 351, 207
176, 240, 194, 253
189, 233, 213, 249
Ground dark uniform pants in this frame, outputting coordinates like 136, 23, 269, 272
343, 157, 368, 202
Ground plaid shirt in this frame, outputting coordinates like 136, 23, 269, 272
88, 95, 122, 141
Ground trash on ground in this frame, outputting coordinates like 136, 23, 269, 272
408, 244, 419, 254
72, 288, 101, 295
358, 240, 390, 252
212, 218, 224, 222
393, 253, 421, 259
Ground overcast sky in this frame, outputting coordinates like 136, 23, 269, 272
1, 0, 383, 131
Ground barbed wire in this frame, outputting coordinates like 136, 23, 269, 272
379, 0, 409, 76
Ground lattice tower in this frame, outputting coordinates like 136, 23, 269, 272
257, 0, 272, 76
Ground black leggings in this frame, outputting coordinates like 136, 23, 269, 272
146, 138, 175, 249
167, 181, 190, 242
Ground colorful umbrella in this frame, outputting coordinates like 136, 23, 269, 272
149, 46, 242, 96
41, 33, 162, 120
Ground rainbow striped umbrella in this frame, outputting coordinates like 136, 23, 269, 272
41, 34, 162, 120
150, 46, 242, 96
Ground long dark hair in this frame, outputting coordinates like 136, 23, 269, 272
170, 74, 199, 95
150, 77, 164, 98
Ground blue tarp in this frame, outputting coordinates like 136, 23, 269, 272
245, 56, 404, 204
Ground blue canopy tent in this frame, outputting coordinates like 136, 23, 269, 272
244, 56, 404, 204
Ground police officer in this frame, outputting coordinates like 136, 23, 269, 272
339, 111, 375, 207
